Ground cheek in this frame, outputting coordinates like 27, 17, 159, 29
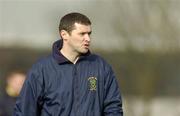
71, 36, 83, 44
68, 38, 79, 48
68, 35, 84, 47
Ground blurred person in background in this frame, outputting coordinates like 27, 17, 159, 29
0, 70, 26, 116
13, 12, 123, 116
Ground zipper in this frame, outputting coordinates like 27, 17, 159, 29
72, 63, 79, 116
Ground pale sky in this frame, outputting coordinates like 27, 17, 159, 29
1, 0, 180, 52
0, 0, 122, 51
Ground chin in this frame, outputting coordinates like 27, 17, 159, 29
81, 49, 89, 54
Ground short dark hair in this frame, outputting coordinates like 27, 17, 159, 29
59, 12, 91, 34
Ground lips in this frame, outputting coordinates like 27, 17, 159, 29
84, 44, 90, 48
85, 44, 89, 46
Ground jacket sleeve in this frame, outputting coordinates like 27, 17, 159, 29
13, 65, 44, 116
103, 66, 123, 116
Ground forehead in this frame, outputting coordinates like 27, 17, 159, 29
73, 23, 91, 32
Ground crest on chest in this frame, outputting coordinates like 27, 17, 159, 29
88, 77, 97, 91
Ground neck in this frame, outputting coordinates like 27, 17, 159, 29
60, 47, 80, 64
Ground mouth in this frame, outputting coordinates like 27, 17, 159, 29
84, 44, 90, 49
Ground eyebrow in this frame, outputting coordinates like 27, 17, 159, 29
80, 31, 92, 35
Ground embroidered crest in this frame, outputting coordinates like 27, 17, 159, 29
88, 77, 97, 91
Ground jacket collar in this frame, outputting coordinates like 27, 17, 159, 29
52, 39, 91, 64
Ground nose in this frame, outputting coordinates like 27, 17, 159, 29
85, 34, 91, 42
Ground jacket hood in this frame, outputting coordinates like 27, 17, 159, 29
52, 39, 91, 64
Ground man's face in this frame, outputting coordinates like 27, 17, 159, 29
64, 23, 92, 54
7, 73, 25, 95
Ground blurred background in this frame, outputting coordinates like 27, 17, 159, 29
1, 0, 180, 116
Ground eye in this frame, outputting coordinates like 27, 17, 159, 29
79, 32, 85, 36
81, 33, 86, 35
88, 31, 92, 36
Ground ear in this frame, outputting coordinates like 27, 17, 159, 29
60, 30, 69, 41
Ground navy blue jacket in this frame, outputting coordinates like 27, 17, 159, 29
0, 91, 17, 116
13, 39, 123, 116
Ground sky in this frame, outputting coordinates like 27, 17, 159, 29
1, 0, 180, 52
0, 0, 122, 51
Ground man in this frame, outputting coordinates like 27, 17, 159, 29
13, 12, 123, 116
0, 70, 26, 116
